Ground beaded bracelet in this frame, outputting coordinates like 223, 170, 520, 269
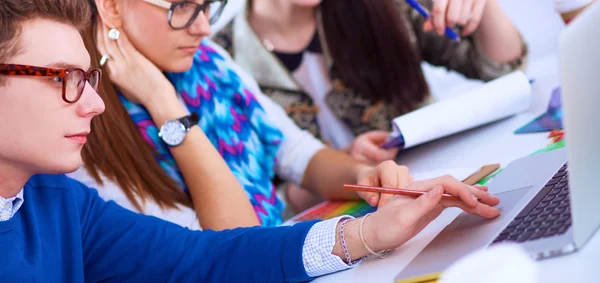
339, 218, 354, 264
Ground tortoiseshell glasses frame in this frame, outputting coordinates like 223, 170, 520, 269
0, 64, 102, 103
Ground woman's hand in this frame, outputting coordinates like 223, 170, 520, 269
334, 174, 500, 261
424, 0, 489, 36
354, 161, 414, 209
349, 131, 399, 166
96, 21, 177, 108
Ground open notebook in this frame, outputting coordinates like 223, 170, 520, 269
383, 71, 532, 149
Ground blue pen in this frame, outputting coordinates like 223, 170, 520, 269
404, 0, 461, 42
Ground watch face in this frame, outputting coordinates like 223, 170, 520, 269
159, 120, 186, 146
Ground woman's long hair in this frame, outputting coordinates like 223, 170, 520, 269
80, 3, 192, 211
321, 0, 429, 114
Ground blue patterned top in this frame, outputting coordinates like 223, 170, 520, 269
120, 40, 285, 226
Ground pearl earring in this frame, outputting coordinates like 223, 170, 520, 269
108, 28, 120, 41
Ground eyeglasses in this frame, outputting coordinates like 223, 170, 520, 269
143, 0, 228, 30
0, 64, 102, 103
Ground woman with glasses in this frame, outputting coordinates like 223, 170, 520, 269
71, 0, 419, 230
212, 0, 528, 211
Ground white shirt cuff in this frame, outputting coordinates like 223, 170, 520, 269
302, 216, 362, 277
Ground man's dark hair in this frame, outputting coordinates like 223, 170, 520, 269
0, 0, 91, 66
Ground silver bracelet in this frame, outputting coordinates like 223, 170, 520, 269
359, 213, 391, 258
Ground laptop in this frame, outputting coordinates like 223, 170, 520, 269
396, 2, 600, 281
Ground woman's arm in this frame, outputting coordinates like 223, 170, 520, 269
300, 149, 368, 201
427, 0, 523, 64
96, 23, 258, 230
470, 0, 524, 64
413, 0, 527, 81
144, 96, 260, 230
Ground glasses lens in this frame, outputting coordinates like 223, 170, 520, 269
207, 1, 225, 24
89, 70, 101, 92
170, 2, 199, 29
64, 70, 85, 102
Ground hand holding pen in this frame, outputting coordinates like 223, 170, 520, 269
348, 174, 501, 218
405, 0, 490, 40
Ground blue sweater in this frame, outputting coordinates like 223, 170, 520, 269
0, 174, 318, 282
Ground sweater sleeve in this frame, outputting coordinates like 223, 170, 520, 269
71, 179, 318, 283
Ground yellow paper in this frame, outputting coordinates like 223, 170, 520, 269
395, 272, 442, 283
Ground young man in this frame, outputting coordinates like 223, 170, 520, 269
0, 0, 499, 282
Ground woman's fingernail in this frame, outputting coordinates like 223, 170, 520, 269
370, 196, 378, 205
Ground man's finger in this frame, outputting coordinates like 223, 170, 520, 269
442, 199, 501, 219
470, 188, 500, 206
400, 186, 444, 225
409, 176, 479, 207
474, 185, 488, 192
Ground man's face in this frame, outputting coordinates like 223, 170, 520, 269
0, 19, 105, 175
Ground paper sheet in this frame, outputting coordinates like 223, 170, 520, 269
391, 71, 532, 149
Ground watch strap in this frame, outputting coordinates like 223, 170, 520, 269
178, 113, 199, 131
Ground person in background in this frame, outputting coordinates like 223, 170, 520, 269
213, 0, 528, 211
0, 1, 500, 281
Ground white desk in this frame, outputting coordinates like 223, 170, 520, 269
314, 56, 599, 283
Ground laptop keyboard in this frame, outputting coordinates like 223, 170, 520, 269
493, 163, 572, 244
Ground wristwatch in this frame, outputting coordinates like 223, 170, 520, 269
158, 113, 199, 146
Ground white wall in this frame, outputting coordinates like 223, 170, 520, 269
211, 0, 244, 33
498, 0, 564, 60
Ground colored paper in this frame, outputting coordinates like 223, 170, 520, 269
515, 87, 563, 134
